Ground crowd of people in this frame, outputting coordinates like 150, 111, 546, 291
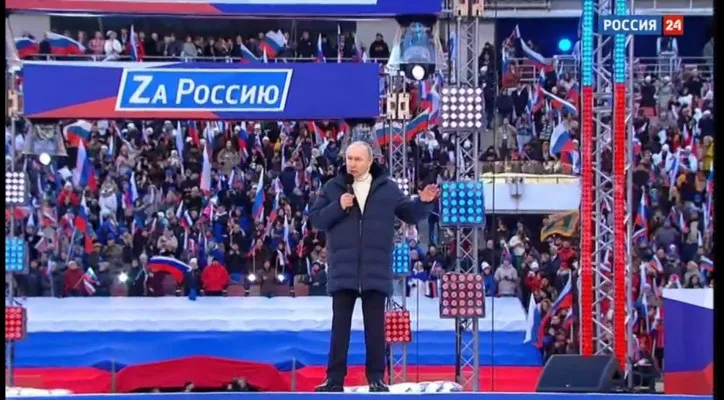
7, 24, 714, 383
20, 27, 391, 62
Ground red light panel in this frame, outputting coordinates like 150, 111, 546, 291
579, 86, 594, 355
613, 83, 628, 371
385, 311, 411, 343
439, 273, 485, 319
5, 306, 27, 341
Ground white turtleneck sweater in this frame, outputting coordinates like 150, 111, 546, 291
352, 172, 373, 213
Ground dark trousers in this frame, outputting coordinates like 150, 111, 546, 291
327, 289, 387, 384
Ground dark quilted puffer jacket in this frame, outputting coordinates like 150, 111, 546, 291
309, 163, 434, 295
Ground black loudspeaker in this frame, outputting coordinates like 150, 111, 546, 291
536, 355, 624, 393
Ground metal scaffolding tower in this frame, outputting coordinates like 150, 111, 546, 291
591, 0, 617, 357
587, 0, 635, 378
585, 0, 711, 381
384, 72, 410, 384
441, 0, 483, 391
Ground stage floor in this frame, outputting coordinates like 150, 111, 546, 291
16, 393, 714, 400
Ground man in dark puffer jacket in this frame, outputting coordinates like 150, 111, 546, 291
309, 141, 439, 392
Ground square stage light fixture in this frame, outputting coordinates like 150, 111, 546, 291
5, 306, 27, 341
5, 237, 28, 274
5, 171, 29, 206
391, 242, 410, 276
385, 310, 411, 343
439, 273, 485, 319
394, 177, 411, 196
440, 87, 483, 131
440, 181, 485, 226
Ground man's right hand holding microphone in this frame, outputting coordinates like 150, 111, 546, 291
340, 193, 355, 210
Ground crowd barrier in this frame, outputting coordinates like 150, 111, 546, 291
508, 55, 713, 84
19, 54, 391, 65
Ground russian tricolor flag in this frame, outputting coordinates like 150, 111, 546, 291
46, 32, 86, 55
259, 30, 286, 59
129, 25, 139, 61
14, 37, 39, 58
535, 275, 574, 348
305, 121, 325, 145
148, 256, 191, 283
186, 121, 201, 147
63, 120, 92, 147
550, 274, 574, 313
199, 143, 211, 193
72, 141, 97, 192
237, 122, 249, 158
375, 122, 402, 146
283, 215, 291, 255
251, 171, 265, 222
524, 295, 542, 344
239, 43, 260, 63
634, 189, 649, 241
700, 256, 714, 272
74, 206, 94, 254
267, 192, 280, 224
541, 87, 578, 117
549, 122, 575, 157
514, 25, 552, 68
315, 34, 325, 63
405, 109, 430, 140
563, 307, 576, 330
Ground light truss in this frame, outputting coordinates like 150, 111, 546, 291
440, 0, 483, 391
588, 0, 635, 381
383, 72, 409, 385
591, 0, 615, 357
453, 17, 480, 87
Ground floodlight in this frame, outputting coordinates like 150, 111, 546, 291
5, 237, 27, 274
440, 87, 484, 131
38, 153, 52, 166
247, 273, 257, 282
558, 38, 572, 52
5, 306, 27, 341
439, 273, 485, 319
118, 273, 129, 283
411, 65, 426, 81
385, 310, 412, 343
440, 181, 485, 226
277, 273, 286, 282
5, 171, 29, 206
386, 19, 445, 82
394, 177, 411, 196
391, 242, 410, 276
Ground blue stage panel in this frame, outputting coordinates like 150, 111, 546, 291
15, 330, 542, 368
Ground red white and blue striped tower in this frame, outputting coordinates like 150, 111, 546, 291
583, 0, 635, 379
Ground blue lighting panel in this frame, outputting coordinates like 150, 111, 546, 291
440, 181, 485, 227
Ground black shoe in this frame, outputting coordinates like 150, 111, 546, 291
314, 379, 344, 392
368, 379, 390, 392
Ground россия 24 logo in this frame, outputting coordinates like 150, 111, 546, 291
115, 68, 293, 112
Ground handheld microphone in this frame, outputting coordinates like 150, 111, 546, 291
344, 174, 354, 214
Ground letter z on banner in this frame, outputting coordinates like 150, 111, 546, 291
116, 68, 293, 112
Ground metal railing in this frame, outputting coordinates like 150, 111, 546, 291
20, 53, 390, 65
507, 55, 714, 85
481, 160, 579, 176
484, 0, 550, 9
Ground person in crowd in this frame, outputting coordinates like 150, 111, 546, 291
368, 33, 390, 60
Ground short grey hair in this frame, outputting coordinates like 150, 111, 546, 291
346, 140, 374, 161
